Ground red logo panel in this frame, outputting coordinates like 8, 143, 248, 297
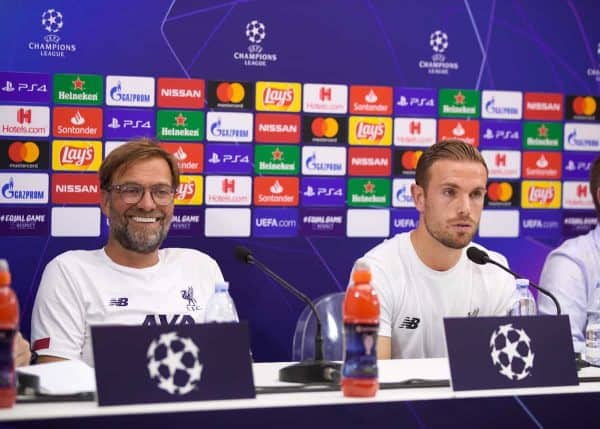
524, 93, 563, 120
349, 86, 393, 115
52, 173, 100, 204
253, 177, 299, 206
255, 113, 301, 143
522, 152, 562, 179
159, 143, 203, 173
348, 147, 391, 176
157, 78, 205, 108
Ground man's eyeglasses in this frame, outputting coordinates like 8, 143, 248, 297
106, 183, 176, 206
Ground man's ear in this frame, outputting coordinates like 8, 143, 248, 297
411, 183, 425, 213
100, 190, 110, 217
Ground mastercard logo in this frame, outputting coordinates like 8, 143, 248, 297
311, 117, 339, 138
8, 141, 40, 163
401, 151, 423, 170
572, 96, 597, 116
216, 82, 245, 103
487, 182, 513, 202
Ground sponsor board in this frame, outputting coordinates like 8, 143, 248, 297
346, 209, 390, 237
390, 209, 419, 234
206, 81, 253, 110
159, 143, 203, 173
0, 173, 48, 204
52, 140, 102, 171
205, 208, 251, 237
253, 176, 299, 206
52, 107, 103, 139
520, 210, 562, 237
394, 87, 437, 117
562, 152, 597, 179
481, 90, 522, 119
157, 78, 204, 108
254, 145, 299, 175
478, 210, 519, 237
0, 71, 50, 103
255, 82, 301, 112
300, 177, 346, 206
563, 210, 598, 237
0, 106, 50, 137
157, 110, 204, 141
254, 113, 300, 143
521, 151, 562, 179
106, 76, 154, 107
347, 178, 390, 207
562, 181, 594, 209
523, 122, 562, 150
0, 139, 48, 170
53, 73, 103, 105
393, 150, 423, 176
169, 207, 203, 237
301, 146, 346, 176
437, 119, 479, 147
0, 207, 49, 236
300, 207, 346, 236
521, 181, 561, 209
205, 111, 252, 142
204, 144, 252, 174
348, 147, 391, 176
302, 115, 347, 144
438, 89, 480, 118
51, 207, 101, 237
564, 123, 600, 151
485, 181, 519, 208
523, 93, 563, 121
393, 117, 436, 147
252, 208, 298, 237
565, 95, 599, 121
348, 116, 392, 146
349, 86, 393, 115
174, 175, 203, 206
104, 108, 155, 139
481, 150, 521, 179
51, 173, 100, 204
302, 84, 348, 114
479, 120, 521, 150
392, 178, 415, 208
204, 176, 252, 206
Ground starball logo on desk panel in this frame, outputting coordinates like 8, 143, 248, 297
255, 82, 301, 112
521, 181, 561, 209
106, 76, 154, 107
394, 87, 437, 117
348, 116, 392, 146
52, 140, 102, 171
175, 175, 203, 206
0, 140, 48, 170
0, 71, 50, 103
104, 108, 155, 140
349, 86, 393, 115
53, 74, 103, 105
303, 84, 347, 114
0, 173, 48, 204
302, 115, 347, 144
0, 106, 49, 137
52, 107, 103, 139
206, 81, 253, 110
157, 78, 204, 109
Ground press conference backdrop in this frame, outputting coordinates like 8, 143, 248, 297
0, 0, 599, 361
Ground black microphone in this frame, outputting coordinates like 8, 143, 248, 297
466, 246, 561, 315
234, 245, 341, 384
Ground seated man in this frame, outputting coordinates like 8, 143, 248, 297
31, 138, 225, 366
352, 140, 514, 359
538, 155, 600, 353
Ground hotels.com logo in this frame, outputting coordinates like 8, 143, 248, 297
263, 88, 294, 107
528, 186, 555, 204
17, 108, 32, 124
59, 145, 94, 167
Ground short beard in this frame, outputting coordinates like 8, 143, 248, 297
423, 215, 476, 250
111, 221, 167, 254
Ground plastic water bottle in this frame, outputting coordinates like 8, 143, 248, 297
508, 278, 537, 316
204, 282, 239, 323
585, 282, 600, 365
341, 261, 380, 397
0, 260, 18, 408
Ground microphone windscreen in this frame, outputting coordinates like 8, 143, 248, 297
466, 246, 489, 265
234, 245, 253, 264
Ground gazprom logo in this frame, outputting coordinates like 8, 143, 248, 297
565, 124, 600, 151
481, 91, 522, 119
106, 76, 154, 107
301, 146, 346, 176
0, 173, 48, 204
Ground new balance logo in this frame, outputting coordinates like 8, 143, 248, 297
468, 308, 479, 317
399, 317, 420, 329
109, 297, 129, 307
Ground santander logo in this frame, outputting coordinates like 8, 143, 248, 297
176, 182, 196, 200
59, 146, 94, 166
355, 122, 385, 141
528, 186, 554, 204
263, 88, 294, 106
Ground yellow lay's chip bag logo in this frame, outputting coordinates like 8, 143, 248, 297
521, 181, 561, 208
255, 82, 301, 112
349, 116, 392, 146
175, 175, 203, 205
52, 140, 102, 171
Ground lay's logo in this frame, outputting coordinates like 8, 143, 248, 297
52, 140, 102, 171
175, 175, 203, 206
521, 181, 561, 209
349, 116, 392, 145
255, 82, 301, 112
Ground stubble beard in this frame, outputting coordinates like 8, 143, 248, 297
109, 208, 170, 254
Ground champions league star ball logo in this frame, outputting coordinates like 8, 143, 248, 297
430, 30, 448, 53
146, 332, 203, 395
489, 323, 535, 381
246, 20, 266, 44
41, 9, 63, 33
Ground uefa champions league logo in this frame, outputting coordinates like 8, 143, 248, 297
489, 323, 535, 381
246, 20, 266, 44
146, 332, 203, 395
429, 30, 448, 53
41, 9, 63, 33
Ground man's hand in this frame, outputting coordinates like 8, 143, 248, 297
14, 332, 31, 367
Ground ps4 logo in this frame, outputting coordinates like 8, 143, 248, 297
482, 128, 519, 140
1, 81, 48, 93
303, 185, 343, 197
565, 160, 591, 172
397, 96, 434, 107
107, 117, 151, 129
207, 153, 250, 164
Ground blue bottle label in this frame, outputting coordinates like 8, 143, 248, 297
342, 323, 378, 379
0, 330, 15, 388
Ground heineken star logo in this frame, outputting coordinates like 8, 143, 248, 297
537, 124, 548, 137
175, 113, 187, 127
363, 181, 375, 193
272, 147, 283, 161
454, 91, 465, 105
72, 76, 85, 90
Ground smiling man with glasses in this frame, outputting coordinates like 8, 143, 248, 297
30, 138, 225, 366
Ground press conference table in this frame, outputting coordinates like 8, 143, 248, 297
3, 359, 600, 428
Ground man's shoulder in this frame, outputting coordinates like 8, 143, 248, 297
159, 248, 219, 266
48, 248, 104, 268
549, 227, 597, 258
469, 241, 509, 266
364, 233, 408, 260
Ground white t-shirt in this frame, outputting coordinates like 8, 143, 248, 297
357, 232, 514, 359
31, 248, 225, 366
